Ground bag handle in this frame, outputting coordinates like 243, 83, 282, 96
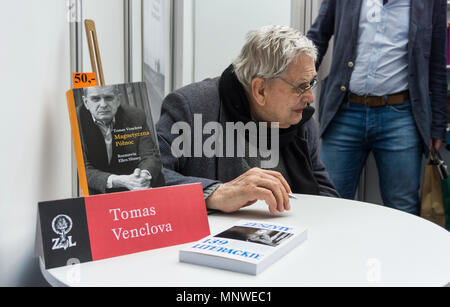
431, 151, 449, 179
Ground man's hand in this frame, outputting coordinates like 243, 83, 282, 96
139, 169, 152, 186
205, 168, 292, 214
111, 168, 151, 191
430, 138, 443, 153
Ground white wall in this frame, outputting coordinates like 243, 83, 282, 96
83, 0, 125, 85
0, 0, 72, 286
0, 0, 126, 286
192, 0, 291, 82
132, 0, 143, 82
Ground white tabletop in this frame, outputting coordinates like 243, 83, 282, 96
41, 194, 450, 287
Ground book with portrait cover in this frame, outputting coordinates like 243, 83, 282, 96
66, 82, 165, 196
179, 220, 307, 275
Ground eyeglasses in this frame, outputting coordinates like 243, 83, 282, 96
276, 75, 318, 97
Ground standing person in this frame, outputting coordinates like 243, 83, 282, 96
307, 0, 447, 214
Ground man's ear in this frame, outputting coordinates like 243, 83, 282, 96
251, 77, 267, 106
82, 96, 88, 108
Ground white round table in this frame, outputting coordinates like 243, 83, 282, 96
41, 194, 450, 287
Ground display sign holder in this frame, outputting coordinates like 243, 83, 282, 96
84, 19, 105, 86
36, 184, 210, 270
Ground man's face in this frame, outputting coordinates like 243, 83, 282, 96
257, 53, 316, 128
83, 87, 120, 124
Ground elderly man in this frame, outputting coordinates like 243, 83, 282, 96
157, 25, 338, 214
78, 84, 165, 195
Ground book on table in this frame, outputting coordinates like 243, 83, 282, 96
179, 220, 308, 275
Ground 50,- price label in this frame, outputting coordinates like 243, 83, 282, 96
72, 73, 97, 89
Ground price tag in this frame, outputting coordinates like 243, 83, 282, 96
72, 73, 97, 89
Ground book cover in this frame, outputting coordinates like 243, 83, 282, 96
66, 82, 165, 196
179, 220, 307, 275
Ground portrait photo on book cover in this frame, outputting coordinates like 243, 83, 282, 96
73, 82, 165, 195
215, 226, 293, 247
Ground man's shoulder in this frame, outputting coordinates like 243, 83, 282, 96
171, 77, 221, 112
175, 77, 220, 96
76, 103, 93, 124
117, 104, 147, 124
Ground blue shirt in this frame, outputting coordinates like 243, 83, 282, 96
349, 0, 411, 96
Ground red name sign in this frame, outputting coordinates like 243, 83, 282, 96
37, 183, 210, 269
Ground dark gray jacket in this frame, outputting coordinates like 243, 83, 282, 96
156, 77, 338, 197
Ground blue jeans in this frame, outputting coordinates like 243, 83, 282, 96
321, 100, 423, 215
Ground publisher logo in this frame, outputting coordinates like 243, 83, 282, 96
51, 215, 77, 251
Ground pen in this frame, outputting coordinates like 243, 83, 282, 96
288, 193, 297, 199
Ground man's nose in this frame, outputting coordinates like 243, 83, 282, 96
302, 88, 315, 104
98, 97, 108, 107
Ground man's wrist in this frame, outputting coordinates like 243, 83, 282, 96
108, 174, 122, 189
203, 183, 222, 200
140, 169, 152, 178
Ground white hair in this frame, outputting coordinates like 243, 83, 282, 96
232, 25, 317, 89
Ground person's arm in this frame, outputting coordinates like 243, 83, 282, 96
83, 134, 154, 192
429, 0, 448, 151
306, 0, 336, 68
84, 159, 112, 194
134, 118, 165, 187
156, 91, 221, 189
78, 106, 113, 194
84, 161, 150, 193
